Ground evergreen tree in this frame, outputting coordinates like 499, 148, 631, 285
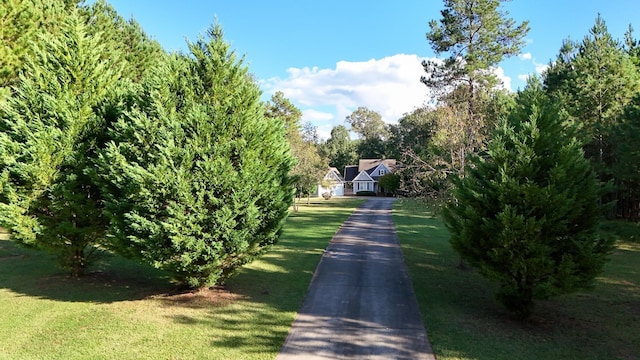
80, 0, 166, 83
544, 15, 640, 216
442, 78, 613, 318
0, 10, 120, 276
614, 94, 640, 220
0, 0, 70, 99
97, 24, 294, 288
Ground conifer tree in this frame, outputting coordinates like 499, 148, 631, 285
97, 24, 294, 288
0, 0, 70, 99
0, 10, 120, 276
424, 0, 529, 175
80, 0, 165, 83
442, 78, 613, 318
544, 16, 640, 216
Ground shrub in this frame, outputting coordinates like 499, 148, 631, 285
356, 191, 376, 196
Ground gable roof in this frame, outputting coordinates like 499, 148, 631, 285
366, 163, 392, 180
344, 165, 359, 182
324, 167, 344, 182
353, 170, 374, 182
358, 159, 396, 172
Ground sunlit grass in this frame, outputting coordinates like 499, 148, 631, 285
393, 198, 640, 360
0, 197, 365, 359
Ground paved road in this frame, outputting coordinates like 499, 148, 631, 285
277, 198, 436, 360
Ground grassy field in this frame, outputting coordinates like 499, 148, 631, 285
393, 199, 640, 360
0, 197, 364, 360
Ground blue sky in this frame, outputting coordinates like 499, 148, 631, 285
100, 0, 640, 138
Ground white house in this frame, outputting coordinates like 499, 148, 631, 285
344, 159, 396, 194
317, 167, 345, 196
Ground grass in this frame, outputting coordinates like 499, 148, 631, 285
0, 197, 365, 360
392, 198, 640, 360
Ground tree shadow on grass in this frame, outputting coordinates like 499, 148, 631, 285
396, 207, 640, 360
0, 239, 178, 303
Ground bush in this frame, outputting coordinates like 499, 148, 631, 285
356, 191, 376, 196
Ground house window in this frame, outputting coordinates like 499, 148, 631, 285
379, 169, 385, 175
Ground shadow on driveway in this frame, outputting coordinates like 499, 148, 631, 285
277, 198, 436, 359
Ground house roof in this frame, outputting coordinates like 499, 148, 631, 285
353, 170, 374, 182
325, 167, 344, 182
344, 165, 359, 182
358, 159, 396, 172
366, 163, 392, 180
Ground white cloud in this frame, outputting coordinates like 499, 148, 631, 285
518, 74, 530, 81
492, 66, 512, 91
263, 55, 513, 140
535, 62, 549, 74
302, 109, 333, 122
263, 54, 433, 139
519, 52, 532, 60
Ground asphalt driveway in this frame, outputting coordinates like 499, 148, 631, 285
277, 198, 435, 359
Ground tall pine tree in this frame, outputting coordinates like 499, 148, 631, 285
544, 15, 640, 216
423, 0, 528, 183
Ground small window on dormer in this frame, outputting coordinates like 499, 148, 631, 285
379, 169, 385, 175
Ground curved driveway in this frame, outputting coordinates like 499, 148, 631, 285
277, 198, 435, 360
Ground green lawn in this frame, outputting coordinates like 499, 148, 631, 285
0, 197, 364, 360
393, 199, 640, 360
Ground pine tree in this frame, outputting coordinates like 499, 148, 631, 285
614, 94, 640, 219
544, 15, 640, 216
0, 10, 120, 276
97, 24, 294, 288
424, 0, 529, 176
442, 78, 613, 318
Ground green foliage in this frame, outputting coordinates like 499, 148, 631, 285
96, 24, 294, 288
442, 79, 614, 317
0, 10, 120, 276
0, 0, 69, 98
613, 93, 640, 219
378, 173, 401, 194
264, 92, 326, 201
345, 106, 389, 140
544, 15, 640, 218
80, 0, 166, 83
423, 0, 529, 94
320, 125, 358, 173
387, 107, 436, 159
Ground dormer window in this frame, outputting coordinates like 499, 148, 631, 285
379, 169, 385, 175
